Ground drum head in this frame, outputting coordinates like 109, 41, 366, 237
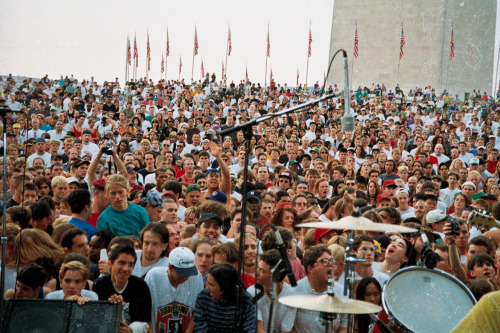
382, 267, 476, 333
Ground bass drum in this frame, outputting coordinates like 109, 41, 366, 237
382, 267, 476, 333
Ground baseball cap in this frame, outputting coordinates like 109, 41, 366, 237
12, 123, 20, 129
186, 184, 201, 194
382, 180, 397, 188
35, 138, 46, 143
247, 190, 262, 202
395, 189, 409, 196
289, 160, 300, 166
461, 181, 476, 190
82, 129, 92, 135
93, 178, 106, 190
314, 228, 333, 243
426, 209, 448, 224
168, 247, 198, 277
207, 190, 227, 204
205, 168, 221, 177
126, 165, 139, 173
197, 212, 223, 227
67, 177, 79, 185
376, 193, 391, 203
279, 172, 292, 180
469, 158, 479, 165
72, 159, 90, 168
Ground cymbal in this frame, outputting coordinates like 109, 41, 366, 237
279, 294, 382, 314
296, 216, 417, 233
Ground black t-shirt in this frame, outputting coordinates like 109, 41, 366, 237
317, 197, 329, 209
93, 275, 152, 324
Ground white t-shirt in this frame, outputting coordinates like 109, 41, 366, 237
145, 267, 203, 333
28, 151, 52, 167
292, 277, 347, 333
45, 289, 98, 300
247, 283, 296, 332
132, 250, 169, 278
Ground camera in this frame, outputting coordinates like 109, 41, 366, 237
448, 216, 461, 236
102, 139, 114, 155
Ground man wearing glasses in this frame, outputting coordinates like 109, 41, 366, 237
290, 245, 347, 332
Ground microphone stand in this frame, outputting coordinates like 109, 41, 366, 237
221, 86, 342, 333
0, 106, 14, 326
267, 259, 285, 333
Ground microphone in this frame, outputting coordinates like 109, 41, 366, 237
419, 227, 440, 269
270, 225, 297, 287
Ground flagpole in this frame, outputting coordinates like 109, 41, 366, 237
125, 35, 129, 83
265, 22, 269, 90
397, 23, 402, 85
146, 29, 149, 82
306, 21, 311, 89
179, 56, 181, 81
495, 41, 500, 97
351, 22, 357, 91
191, 26, 196, 83
165, 25, 170, 83
446, 22, 452, 90
226, 24, 230, 80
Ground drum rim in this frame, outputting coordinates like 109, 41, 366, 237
381, 266, 476, 333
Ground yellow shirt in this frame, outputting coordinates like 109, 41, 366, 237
450, 291, 500, 332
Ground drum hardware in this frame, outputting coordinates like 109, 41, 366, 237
381, 267, 476, 333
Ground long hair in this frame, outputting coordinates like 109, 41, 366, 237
271, 205, 298, 229
355, 277, 382, 333
12, 229, 65, 280
208, 263, 242, 304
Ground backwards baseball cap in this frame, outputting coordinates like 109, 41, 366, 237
197, 212, 224, 227
168, 247, 198, 277
426, 209, 448, 224
205, 168, 221, 177
461, 181, 476, 190
93, 178, 106, 190
376, 193, 391, 203
279, 172, 292, 180
382, 180, 397, 188
186, 184, 201, 194
67, 177, 79, 185
207, 190, 227, 204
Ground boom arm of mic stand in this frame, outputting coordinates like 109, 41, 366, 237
219, 91, 343, 137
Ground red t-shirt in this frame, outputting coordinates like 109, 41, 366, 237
87, 212, 100, 228
487, 160, 499, 174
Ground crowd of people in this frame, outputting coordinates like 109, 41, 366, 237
0, 71, 500, 332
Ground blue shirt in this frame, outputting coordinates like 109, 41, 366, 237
68, 217, 97, 240
97, 203, 150, 237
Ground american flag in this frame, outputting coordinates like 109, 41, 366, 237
201, 60, 204, 77
308, 26, 312, 58
194, 26, 199, 56
222, 61, 225, 78
267, 24, 270, 57
399, 24, 405, 60
127, 36, 131, 66
133, 33, 138, 67
147, 30, 151, 71
228, 25, 232, 56
270, 68, 273, 81
354, 25, 359, 58
449, 26, 455, 60
297, 69, 299, 86
179, 56, 182, 74
246, 65, 248, 81
161, 52, 164, 73
166, 28, 170, 57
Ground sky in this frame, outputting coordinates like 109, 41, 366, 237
0, 0, 499, 90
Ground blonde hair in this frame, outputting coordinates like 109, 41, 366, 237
51, 176, 69, 188
105, 174, 128, 191
59, 260, 90, 281
53, 216, 71, 228
13, 229, 65, 268
328, 244, 345, 262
